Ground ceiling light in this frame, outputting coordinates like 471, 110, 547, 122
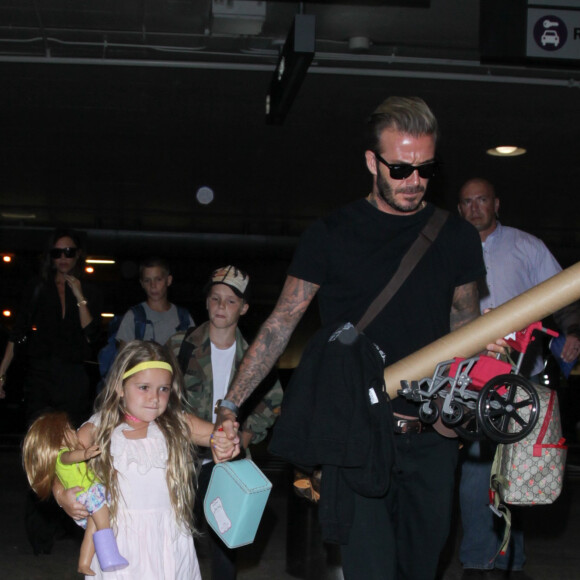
101, 313, 115, 318
2, 255, 13, 263
85, 266, 94, 274
86, 258, 116, 264
1, 211, 36, 219
196, 186, 214, 205
487, 146, 527, 157
2, 310, 11, 317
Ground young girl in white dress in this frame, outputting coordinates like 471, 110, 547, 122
56, 340, 239, 579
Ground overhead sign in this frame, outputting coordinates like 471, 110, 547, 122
526, 7, 580, 59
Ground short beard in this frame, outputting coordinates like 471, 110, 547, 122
376, 171, 425, 213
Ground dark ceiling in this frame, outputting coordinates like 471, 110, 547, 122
0, 0, 579, 327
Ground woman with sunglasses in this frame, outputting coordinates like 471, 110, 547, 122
0, 227, 103, 555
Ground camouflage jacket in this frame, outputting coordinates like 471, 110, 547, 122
168, 321, 283, 445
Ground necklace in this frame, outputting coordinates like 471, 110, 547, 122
124, 413, 144, 423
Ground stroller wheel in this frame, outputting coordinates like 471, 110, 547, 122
419, 400, 439, 424
454, 409, 485, 441
476, 374, 540, 443
441, 401, 465, 426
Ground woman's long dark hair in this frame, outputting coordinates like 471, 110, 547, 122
40, 227, 86, 280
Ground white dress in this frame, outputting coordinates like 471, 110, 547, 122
88, 421, 201, 579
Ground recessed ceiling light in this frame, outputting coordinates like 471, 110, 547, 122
487, 146, 527, 157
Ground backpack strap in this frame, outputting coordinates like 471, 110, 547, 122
176, 306, 191, 332
131, 304, 151, 341
177, 326, 196, 375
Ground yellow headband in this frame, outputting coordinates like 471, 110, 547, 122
122, 361, 173, 380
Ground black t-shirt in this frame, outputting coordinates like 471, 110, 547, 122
289, 199, 485, 415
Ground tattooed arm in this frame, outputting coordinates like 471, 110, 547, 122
450, 281, 507, 355
215, 275, 319, 430
450, 281, 480, 332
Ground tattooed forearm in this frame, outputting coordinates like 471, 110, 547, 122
226, 276, 319, 406
449, 281, 480, 332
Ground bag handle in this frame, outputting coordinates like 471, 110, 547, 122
355, 207, 449, 333
489, 445, 512, 557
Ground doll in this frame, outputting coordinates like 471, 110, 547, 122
22, 411, 128, 575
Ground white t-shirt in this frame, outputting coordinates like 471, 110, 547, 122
210, 341, 236, 424
205, 341, 236, 466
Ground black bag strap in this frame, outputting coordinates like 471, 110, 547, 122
355, 207, 449, 333
177, 326, 196, 375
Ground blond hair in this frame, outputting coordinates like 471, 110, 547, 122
22, 412, 79, 500
91, 340, 197, 532
366, 96, 438, 151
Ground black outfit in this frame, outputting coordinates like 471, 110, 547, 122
287, 200, 485, 580
11, 276, 102, 427
11, 276, 102, 555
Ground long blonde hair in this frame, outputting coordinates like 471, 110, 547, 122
22, 412, 78, 500
91, 340, 197, 532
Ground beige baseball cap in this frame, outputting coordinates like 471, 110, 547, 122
206, 265, 250, 299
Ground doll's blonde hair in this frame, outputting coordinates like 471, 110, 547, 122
22, 412, 78, 500
91, 340, 197, 532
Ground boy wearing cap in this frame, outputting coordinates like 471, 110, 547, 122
167, 265, 283, 580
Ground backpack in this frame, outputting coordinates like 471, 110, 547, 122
489, 383, 567, 553
176, 326, 197, 374
97, 303, 191, 380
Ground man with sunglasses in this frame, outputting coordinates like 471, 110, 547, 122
214, 97, 504, 580
457, 177, 580, 580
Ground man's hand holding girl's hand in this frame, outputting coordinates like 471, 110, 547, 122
210, 419, 240, 463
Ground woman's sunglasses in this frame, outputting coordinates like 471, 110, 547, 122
50, 247, 78, 259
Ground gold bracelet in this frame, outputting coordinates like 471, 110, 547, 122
77, 299, 88, 307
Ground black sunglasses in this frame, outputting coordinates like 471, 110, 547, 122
50, 247, 78, 259
374, 152, 437, 180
